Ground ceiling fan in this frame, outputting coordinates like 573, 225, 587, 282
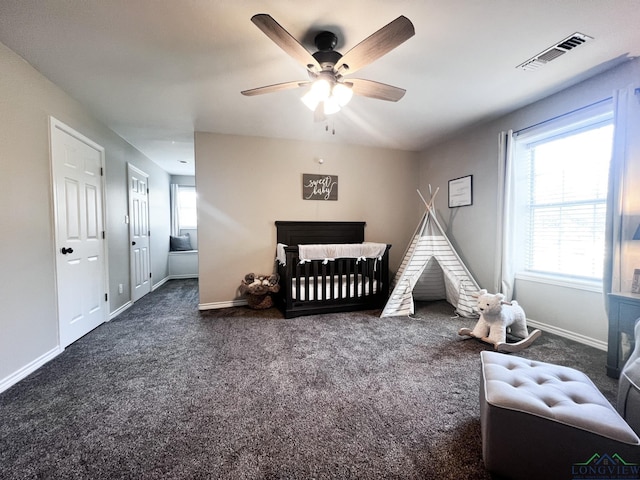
241, 14, 415, 121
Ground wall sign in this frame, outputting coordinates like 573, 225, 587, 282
302, 174, 338, 201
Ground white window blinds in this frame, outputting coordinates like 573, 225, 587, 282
513, 101, 613, 281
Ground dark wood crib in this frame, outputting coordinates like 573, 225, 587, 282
275, 221, 391, 318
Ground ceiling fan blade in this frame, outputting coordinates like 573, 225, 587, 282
251, 14, 321, 72
335, 16, 414, 75
241, 81, 310, 96
348, 78, 406, 102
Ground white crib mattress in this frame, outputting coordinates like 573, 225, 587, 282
291, 274, 379, 301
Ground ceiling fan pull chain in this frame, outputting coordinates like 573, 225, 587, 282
323, 122, 336, 135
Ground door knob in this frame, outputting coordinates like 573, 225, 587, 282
61, 247, 74, 254
132, 241, 136, 246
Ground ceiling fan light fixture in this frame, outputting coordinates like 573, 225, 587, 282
302, 80, 352, 114
323, 96, 341, 115
313, 78, 331, 98
301, 78, 332, 111
332, 83, 353, 107
301, 91, 320, 111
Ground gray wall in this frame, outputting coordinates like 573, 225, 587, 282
0, 41, 170, 388
194, 133, 420, 307
418, 57, 640, 348
171, 175, 196, 186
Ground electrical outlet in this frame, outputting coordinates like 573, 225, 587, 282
118, 284, 123, 294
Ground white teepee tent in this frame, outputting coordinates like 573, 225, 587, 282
381, 189, 480, 318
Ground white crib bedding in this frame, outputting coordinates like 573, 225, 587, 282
297, 242, 387, 263
276, 242, 387, 266
291, 274, 379, 301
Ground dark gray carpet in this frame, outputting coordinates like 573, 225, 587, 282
0, 279, 617, 479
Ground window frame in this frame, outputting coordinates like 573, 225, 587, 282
176, 185, 197, 230
511, 100, 614, 290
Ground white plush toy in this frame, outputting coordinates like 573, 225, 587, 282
458, 289, 541, 352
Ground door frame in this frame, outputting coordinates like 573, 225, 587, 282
49, 116, 109, 347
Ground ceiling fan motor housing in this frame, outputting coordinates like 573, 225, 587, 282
315, 31, 338, 51
312, 31, 343, 71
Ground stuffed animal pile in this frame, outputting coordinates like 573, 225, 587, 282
239, 273, 280, 296
458, 289, 541, 352
240, 273, 280, 295
239, 273, 280, 309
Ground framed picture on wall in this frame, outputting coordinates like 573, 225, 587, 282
448, 175, 473, 207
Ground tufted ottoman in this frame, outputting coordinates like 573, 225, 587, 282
480, 351, 640, 480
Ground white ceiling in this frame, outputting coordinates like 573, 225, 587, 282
1, 1, 639, 176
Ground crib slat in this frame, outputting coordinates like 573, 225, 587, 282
312, 261, 319, 302
328, 261, 335, 300
305, 262, 312, 302
360, 259, 372, 297
353, 259, 359, 298
295, 258, 303, 302
321, 261, 328, 302
337, 261, 342, 300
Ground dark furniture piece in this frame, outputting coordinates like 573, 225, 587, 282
275, 221, 391, 319
607, 292, 640, 378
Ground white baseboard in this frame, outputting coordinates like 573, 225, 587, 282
198, 299, 248, 311
152, 275, 198, 287
152, 276, 170, 290
109, 300, 132, 320
0, 346, 63, 394
526, 318, 607, 351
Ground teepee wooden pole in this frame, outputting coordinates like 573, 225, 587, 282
417, 189, 428, 208
417, 187, 439, 211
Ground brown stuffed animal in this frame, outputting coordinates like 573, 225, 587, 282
239, 273, 280, 296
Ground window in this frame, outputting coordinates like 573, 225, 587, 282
512, 101, 614, 283
177, 186, 197, 229
171, 185, 197, 232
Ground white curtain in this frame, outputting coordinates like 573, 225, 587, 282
170, 183, 180, 237
494, 129, 515, 299
603, 86, 634, 310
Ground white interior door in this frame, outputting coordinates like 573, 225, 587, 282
51, 118, 107, 348
128, 164, 151, 301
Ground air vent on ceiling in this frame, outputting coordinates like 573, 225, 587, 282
517, 32, 593, 71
